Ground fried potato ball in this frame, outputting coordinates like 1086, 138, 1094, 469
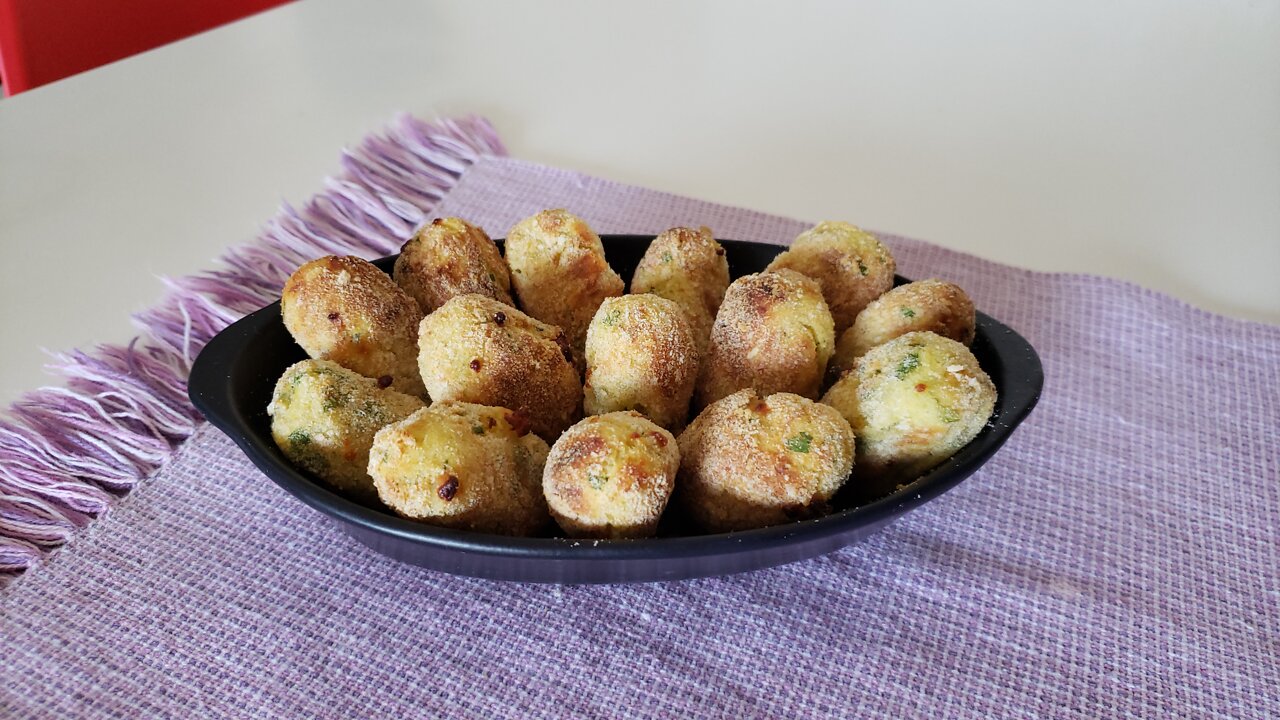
367, 401, 551, 536
583, 295, 698, 431
822, 331, 995, 489
676, 389, 855, 533
417, 294, 581, 442
630, 226, 730, 357
504, 209, 624, 372
281, 255, 426, 396
830, 279, 976, 378
543, 411, 679, 539
696, 269, 835, 408
766, 221, 896, 333
393, 217, 513, 314
268, 360, 425, 503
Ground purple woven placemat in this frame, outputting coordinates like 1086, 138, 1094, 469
1, 119, 1278, 719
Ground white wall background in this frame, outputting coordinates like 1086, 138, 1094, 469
1, 0, 1277, 404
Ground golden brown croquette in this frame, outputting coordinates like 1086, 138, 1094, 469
830, 279, 976, 378
583, 295, 698, 431
766, 221, 896, 333
281, 255, 426, 396
676, 389, 855, 532
630, 226, 730, 358
696, 269, 835, 408
368, 401, 551, 536
393, 217, 513, 313
417, 294, 581, 442
504, 209, 624, 374
543, 411, 679, 538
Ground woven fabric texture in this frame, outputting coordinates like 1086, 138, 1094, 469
2, 156, 1277, 719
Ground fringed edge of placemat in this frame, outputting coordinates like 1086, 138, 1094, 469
0, 115, 506, 581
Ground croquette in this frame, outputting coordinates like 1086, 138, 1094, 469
504, 209, 624, 373
268, 359, 425, 503
543, 411, 679, 538
696, 269, 835, 408
368, 402, 551, 536
393, 217, 513, 313
830, 279, 975, 377
630, 226, 730, 358
676, 389, 855, 532
822, 331, 995, 489
281, 255, 426, 396
583, 295, 698, 431
417, 294, 581, 442
766, 221, 896, 333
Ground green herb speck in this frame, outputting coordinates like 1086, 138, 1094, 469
601, 308, 622, 326
287, 430, 311, 447
588, 473, 609, 490
661, 251, 673, 263
472, 424, 486, 435
894, 351, 921, 380
785, 431, 813, 453
900, 307, 916, 318
321, 387, 349, 412
857, 261, 869, 276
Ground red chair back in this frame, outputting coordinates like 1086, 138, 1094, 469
0, 0, 293, 96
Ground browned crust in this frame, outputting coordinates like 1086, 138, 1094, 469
417, 294, 582, 441
675, 389, 854, 532
542, 412, 678, 539
367, 402, 551, 536
393, 217, 513, 313
695, 270, 835, 408
766, 222, 896, 332
631, 226, 730, 358
504, 210, 624, 373
830, 279, 976, 378
583, 295, 698, 430
281, 255, 425, 396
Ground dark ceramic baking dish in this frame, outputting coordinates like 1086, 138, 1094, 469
189, 236, 1042, 584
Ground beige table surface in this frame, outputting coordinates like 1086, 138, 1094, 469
1, 0, 1277, 405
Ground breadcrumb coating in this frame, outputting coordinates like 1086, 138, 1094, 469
584, 294, 698, 431
505, 209, 624, 374
676, 389, 855, 532
268, 359, 424, 503
822, 331, 994, 490
543, 411, 678, 538
282, 255, 426, 396
767, 221, 896, 333
394, 217, 513, 313
830, 279, 975, 379
696, 270, 835, 408
368, 401, 551, 536
417, 294, 581, 442
631, 226, 730, 359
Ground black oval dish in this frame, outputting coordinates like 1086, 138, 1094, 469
189, 237, 1042, 584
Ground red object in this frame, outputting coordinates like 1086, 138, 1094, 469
0, 0, 293, 96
